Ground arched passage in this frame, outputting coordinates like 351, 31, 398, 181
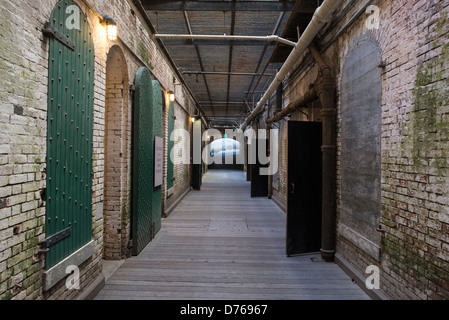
207, 138, 242, 170
103, 45, 129, 260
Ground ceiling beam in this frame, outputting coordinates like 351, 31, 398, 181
246, 0, 304, 104
142, 1, 296, 12
199, 101, 245, 104
226, 1, 237, 117
164, 39, 277, 46
183, 71, 275, 76
154, 34, 297, 47
183, 10, 215, 115
244, 11, 284, 109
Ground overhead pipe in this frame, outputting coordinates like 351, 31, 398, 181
153, 33, 297, 47
265, 86, 318, 124
239, 0, 343, 130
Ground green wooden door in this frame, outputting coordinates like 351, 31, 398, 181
131, 67, 162, 256
45, 0, 94, 269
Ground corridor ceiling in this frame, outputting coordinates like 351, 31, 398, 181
142, 0, 319, 128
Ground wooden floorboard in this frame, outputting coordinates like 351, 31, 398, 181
95, 170, 370, 300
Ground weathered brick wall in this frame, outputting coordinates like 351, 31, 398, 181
376, 0, 449, 300
273, 0, 449, 300
0, 0, 195, 300
330, 0, 449, 300
0, 0, 58, 300
165, 101, 193, 212
103, 47, 128, 260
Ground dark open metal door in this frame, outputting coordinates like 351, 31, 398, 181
251, 139, 268, 197
192, 119, 202, 190
131, 67, 162, 256
287, 121, 322, 256
45, 0, 94, 269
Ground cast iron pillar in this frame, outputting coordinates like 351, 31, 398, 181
316, 73, 337, 262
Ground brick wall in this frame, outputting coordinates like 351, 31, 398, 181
375, 0, 449, 300
0, 0, 55, 300
165, 102, 193, 212
272, 0, 449, 300
103, 46, 128, 260
0, 0, 195, 300
330, 0, 449, 300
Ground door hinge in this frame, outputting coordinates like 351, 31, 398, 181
40, 227, 72, 249
43, 22, 76, 51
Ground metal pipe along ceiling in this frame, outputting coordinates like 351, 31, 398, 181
239, 0, 343, 130
153, 34, 298, 47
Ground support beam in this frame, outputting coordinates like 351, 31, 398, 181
245, 11, 285, 106
199, 101, 245, 104
183, 71, 276, 77
265, 87, 318, 124
316, 71, 337, 263
154, 34, 297, 47
239, 0, 343, 130
246, 0, 301, 104
143, 1, 296, 12
164, 39, 278, 46
226, 1, 237, 117
182, 11, 215, 115
308, 42, 337, 262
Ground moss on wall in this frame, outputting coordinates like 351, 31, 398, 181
138, 41, 154, 70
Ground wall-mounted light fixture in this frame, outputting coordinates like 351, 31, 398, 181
191, 116, 196, 123
101, 15, 118, 41
169, 90, 175, 102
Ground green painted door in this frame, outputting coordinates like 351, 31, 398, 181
45, 0, 94, 269
131, 67, 162, 256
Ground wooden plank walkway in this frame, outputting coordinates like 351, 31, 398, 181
95, 170, 370, 300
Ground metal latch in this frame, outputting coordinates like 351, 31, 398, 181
43, 22, 76, 51
40, 227, 72, 249
376, 224, 386, 234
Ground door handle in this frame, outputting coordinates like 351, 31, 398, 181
290, 183, 295, 194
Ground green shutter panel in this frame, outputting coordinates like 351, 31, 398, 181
131, 68, 163, 255
167, 102, 175, 190
45, 0, 94, 269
